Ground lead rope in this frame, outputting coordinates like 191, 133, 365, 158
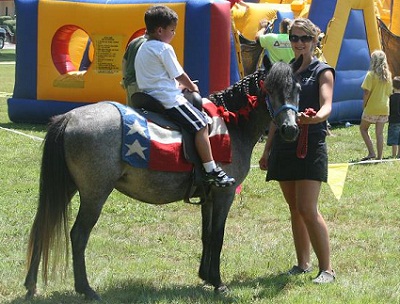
296, 108, 316, 159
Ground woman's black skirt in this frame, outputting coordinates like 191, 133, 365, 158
266, 133, 328, 182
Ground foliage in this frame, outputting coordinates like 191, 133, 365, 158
3, 20, 16, 34
0, 15, 13, 23
0, 52, 400, 303
0, 15, 16, 35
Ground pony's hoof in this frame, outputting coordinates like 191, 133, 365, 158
25, 288, 36, 300
214, 284, 229, 294
84, 290, 102, 301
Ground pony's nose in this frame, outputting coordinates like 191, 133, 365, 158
280, 123, 300, 142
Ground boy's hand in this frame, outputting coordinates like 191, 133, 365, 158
176, 73, 199, 93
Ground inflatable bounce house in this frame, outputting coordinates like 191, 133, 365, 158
379, 0, 400, 82
8, 0, 399, 124
311, 0, 381, 123
231, 0, 398, 124
8, 0, 239, 123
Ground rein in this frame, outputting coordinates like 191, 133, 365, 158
296, 108, 316, 159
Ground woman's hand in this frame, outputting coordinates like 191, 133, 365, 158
297, 108, 317, 124
259, 153, 268, 170
259, 122, 276, 170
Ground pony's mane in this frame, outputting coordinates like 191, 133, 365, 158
209, 70, 265, 112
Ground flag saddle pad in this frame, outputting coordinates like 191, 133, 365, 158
109, 101, 232, 172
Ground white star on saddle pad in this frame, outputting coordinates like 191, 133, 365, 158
125, 107, 147, 137
125, 139, 147, 159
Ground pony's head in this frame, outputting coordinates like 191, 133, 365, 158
263, 55, 302, 142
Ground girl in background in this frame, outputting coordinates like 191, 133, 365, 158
360, 50, 393, 161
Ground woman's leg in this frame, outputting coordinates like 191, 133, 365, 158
295, 180, 332, 272
279, 181, 311, 270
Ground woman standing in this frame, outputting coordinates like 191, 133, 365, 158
360, 50, 393, 161
259, 18, 335, 284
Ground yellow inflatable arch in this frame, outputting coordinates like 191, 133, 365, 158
392, 0, 400, 36
322, 0, 381, 68
231, 1, 309, 40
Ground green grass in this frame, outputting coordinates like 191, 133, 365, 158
1, 50, 400, 303
0, 49, 16, 63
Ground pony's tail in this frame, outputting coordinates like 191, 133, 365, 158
26, 114, 74, 284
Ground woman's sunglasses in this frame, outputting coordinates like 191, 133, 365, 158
289, 35, 314, 43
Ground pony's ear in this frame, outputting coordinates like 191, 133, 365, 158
262, 55, 272, 72
291, 55, 303, 73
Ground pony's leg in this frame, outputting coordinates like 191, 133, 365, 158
199, 190, 235, 292
70, 195, 109, 301
199, 199, 212, 283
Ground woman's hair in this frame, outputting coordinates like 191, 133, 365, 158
288, 18, 321, 44
369, 50, 392, 82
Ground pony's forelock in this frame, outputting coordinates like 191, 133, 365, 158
265, 62, 293, 93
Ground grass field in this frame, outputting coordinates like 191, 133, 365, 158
1, 48, 400, 303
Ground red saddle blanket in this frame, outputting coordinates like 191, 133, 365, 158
110, 101, 231, 172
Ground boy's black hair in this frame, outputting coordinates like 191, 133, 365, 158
145, 5, 178, 34
393, 76, 400, 90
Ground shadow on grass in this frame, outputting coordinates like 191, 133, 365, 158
229, 272, 294, 300
7, 274, 292, 303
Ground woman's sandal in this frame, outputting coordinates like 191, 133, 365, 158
312, 270, 336, 284
287, 265, 313, 275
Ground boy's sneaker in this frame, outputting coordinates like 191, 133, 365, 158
203, 166, 235, 187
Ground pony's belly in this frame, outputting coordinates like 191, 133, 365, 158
116, 168, 191, 204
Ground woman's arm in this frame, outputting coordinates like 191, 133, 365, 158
297, 69, 334, 125
259, 121, 276, 170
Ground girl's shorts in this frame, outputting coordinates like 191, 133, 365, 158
361, 113, 388, 123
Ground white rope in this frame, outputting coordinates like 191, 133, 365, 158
2, 125, 399, 165
250, 157, 400, 169
0, 126, 44, 142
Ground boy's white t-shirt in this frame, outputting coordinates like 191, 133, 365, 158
135, 40, 185, 109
